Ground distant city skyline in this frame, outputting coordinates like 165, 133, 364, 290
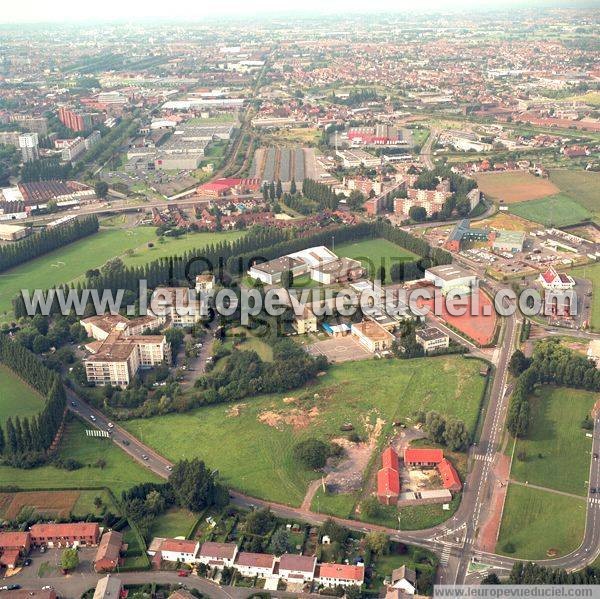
0, 0, 596, 24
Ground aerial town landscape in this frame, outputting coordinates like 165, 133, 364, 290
0, 1, 599, 598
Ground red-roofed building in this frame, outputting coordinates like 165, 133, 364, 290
197, 178, 261, 198
317, 562, 365, 587
234, 552, 276, 578
538, 267, 575, 291
382, 446, 399, 471
0, 531, 31, 553
377, 467, 400, 506
160, 539, 200, 564
0, 548, 21, 569
29, 522, 100, 548
438, 458, 462, 492
197, 542, 238, 568
403, 448, 443, 467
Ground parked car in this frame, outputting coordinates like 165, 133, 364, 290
178, 570, 190, 577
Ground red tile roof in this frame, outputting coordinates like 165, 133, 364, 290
161, 539, 198, 554
382, 446, 399, 471
30, 522, 99, 541
318, 562, 365, 582
279, 554, 317, 573
541, 267, 558, 284
0, 531, 30, 549
235, 552, 275, 568
403, 448, 443, 464
377, 467, 400, 497
438, 458, 462, 492
199, 541, 237, 560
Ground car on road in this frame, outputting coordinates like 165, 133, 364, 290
142, 454, 149, 460
166, 465, 173, 471
70, 401, 77, 407
122, 439, 130, 446
591, 488, 597, 494
42, 586, 53, 591
90, 415, 96, 422
107, 422, 114, 428
23, 559, 31, 566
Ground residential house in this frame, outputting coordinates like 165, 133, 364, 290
94, 531, 124, 573
159, 539, 200, 564
93, 575, 122, 599
317, 562, 365, 587
390, 565, 417, 595
278, 554, 317, 582
29, 522, 100, 548
234, 552, 276, 578
197, 542, 238, 569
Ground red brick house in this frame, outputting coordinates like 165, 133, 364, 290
30, 522, 100, 548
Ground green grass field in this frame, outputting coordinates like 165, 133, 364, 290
150, 507, 196, 538
0, 228, 155, 320
0, 418, 159, 496
0, 227, 244, 322
336, 238, 417, 283
510, 387, 596, 496
0, 365, 45, 425
121, 230, 244, 268
497, 484, 586, 560
573, 262, 600, 329
509, 194, 592, 227
123, 356, 486, 506
550, 170, 600, 217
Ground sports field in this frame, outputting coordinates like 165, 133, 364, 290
496, 484, 586, 560
0, 418, 159, 495
474, 171, 559, 204
508, 194, 592, 227
0, 227, 154, 320
510, 387, 596, 496
336, 238, 417, 284
123, 356, 487, 506
0, 365, 45, 425
0, 228, 244, 321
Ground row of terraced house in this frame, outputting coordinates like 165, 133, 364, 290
148, 539, 365, 588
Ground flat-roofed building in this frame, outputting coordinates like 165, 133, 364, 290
0, 223, 30, 241
151, 287, 204, 327
424, 264, 477, 296
415, 327, 450, 353
351, 319, 394, 353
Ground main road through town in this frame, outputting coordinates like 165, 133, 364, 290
62, 307, 600, 588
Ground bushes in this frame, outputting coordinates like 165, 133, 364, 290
293, 438, 334, 469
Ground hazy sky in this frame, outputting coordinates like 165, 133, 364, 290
0, 0, 585, 24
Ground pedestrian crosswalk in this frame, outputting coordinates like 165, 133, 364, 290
473, 454, 493, 462
86, 429, 109, 438
440, 546, 452, 566
588, 497, 600, 505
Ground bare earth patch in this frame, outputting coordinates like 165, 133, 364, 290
475, 171, 559, 203
258, 406, 321, 431
2, 491, 81, 520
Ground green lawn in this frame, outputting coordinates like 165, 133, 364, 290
0, 227, 244, 322
150, 507, 196, 539
335, 238, 417, 283
497, 484, 586, 560
123, 356, 486, 506
573, 262, 600, 329
510, 387, 596, 496
509, 194, 592, 227
0, 227, 155, 320
121, 230, 244, 268
0, 364, 45, 425
0, 418, 160, 496
550, 170, 600, 217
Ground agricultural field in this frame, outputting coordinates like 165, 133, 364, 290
496, 484, 586, 560
508, 194, 592, 227
474, 171, 559, 203
549, 169, 600, 217
0, 364, 44, 425
123, 356, 486, 506
265, 128, 322, 146
250, 146, 306, 183
510, 387, 596, 496
573, 262, 600, 330
335, 237, 417, 283
0, 489, 115, 521
0, 418, 159, 495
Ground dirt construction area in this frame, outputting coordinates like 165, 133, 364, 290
306, 336, 371, 362
475, 171, 559, 203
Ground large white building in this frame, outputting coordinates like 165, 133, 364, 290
538, 267, 575, 291
425, 264, 478, 296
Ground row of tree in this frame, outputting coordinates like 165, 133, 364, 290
0, 215, 99, 273
302, 178, 339, 211
0, 336, 67, 465
507, 340, 600, 438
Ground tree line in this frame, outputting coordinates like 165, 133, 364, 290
0, 335, 67, 467
0, 215, 99, 274
302, 178, 340, 211
507, 339, 600, 438
483, 561, 600, 585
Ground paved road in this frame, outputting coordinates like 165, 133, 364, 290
420, 129, 437, 170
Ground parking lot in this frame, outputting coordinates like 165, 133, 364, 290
306, 336, 371, 362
